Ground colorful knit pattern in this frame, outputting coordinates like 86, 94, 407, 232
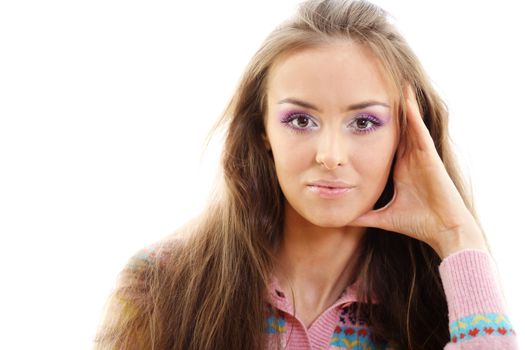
265, 309, 286, 334
129, 244, 170, 269
131, 247, 157, 266
329, 304, 389, 349
330, 325, 388, 349
449, 312, 516, 344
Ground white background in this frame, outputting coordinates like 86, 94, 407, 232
1, 1, 523, 348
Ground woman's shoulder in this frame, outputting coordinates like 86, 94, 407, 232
128, 233, 187, 271
128, 215, 205, 269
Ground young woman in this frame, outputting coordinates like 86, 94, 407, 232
94, 1, 517, 349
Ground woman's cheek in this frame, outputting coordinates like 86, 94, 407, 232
355, 142, 394, 177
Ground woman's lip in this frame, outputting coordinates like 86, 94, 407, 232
306, 184, 354, 198
307, 180, 354, 189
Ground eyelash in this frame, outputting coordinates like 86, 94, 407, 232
281, 112, 383, 135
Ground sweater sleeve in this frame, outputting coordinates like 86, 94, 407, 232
439, 249, 518, 349
93, 246, 160, 349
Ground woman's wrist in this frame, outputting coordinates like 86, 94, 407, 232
434, 219, 488, 259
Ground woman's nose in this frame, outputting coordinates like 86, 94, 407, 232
315, 129, 348, 170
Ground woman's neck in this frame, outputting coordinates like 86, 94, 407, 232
274, 204, 366, 328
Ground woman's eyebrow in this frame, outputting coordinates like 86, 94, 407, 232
277, 97, 390, 112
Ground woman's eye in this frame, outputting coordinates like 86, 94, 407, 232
290, 115, 315, 129
355, 118, 373, 129
350, 115, 381, 133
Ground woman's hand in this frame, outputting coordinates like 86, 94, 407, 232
350, 85, 488, 259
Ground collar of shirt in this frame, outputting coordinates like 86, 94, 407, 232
265, 273, 378, 315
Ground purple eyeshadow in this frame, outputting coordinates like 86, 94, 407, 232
278, 109, 308, 123
358, 113, 384, 126
277, 108, 390, 135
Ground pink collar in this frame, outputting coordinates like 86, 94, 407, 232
266, 273, 376, 314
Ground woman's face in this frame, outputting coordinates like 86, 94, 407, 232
263, 42, 400, 228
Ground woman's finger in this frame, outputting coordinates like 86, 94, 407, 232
350, 184, 397, 230
404, 85, 436, 152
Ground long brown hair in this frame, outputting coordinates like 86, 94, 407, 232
94, 1, 483, 349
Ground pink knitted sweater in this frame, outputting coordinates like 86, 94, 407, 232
131, 246, 517, 349
264, 249, 518, 349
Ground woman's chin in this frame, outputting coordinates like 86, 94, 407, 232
306, 212, 360, 229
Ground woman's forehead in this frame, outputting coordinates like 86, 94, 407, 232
266, 43, 398, 110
